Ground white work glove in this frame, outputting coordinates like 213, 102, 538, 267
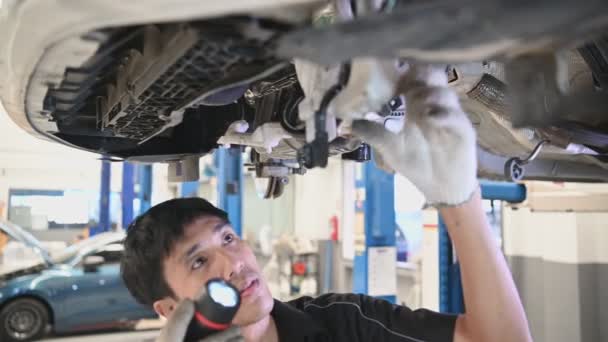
157, 299, 243, 342
352, 65, 478, 207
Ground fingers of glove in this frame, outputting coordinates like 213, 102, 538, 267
351, 120, 401, 157
397, 64, 448, 92
405, 86, 463, 120
402, 86, 475, 149
395, 64, 466, 124
157, 299, 195, 342
200, 327, 244, 342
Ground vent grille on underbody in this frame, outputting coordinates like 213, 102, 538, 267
42, 19, 286, 143
100, 24, 281, 142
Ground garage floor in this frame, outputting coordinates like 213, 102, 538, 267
42, 330, 159, 342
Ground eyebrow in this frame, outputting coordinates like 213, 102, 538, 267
180, 221, 229, 264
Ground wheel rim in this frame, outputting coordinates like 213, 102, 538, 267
5, 307, 42, 340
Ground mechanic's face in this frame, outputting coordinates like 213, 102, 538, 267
154, 216, 273, 326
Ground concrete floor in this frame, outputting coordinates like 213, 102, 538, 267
42, 330, 160, 342
40, 319, 164, 341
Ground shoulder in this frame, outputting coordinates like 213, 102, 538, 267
287, 293, 366, 307
286, 293, 379, 315
286, 293, 401, 331
286, 293, 457, 342
283, 294, 389, 341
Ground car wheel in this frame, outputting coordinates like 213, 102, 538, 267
0, 298, 50, 342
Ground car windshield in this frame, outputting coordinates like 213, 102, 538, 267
51, 232, 125, 265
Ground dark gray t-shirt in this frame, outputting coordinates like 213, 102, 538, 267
272, 293, 457, 342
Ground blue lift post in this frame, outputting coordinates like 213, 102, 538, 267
181, 181, 200, 198
353, 158, 397, 303
438, 181, 527, 313
94, 159, 112, 236
123, 164, 153, 231
215, 147, 243, 237
122, 162, 135, 229
138, 165, 153, 213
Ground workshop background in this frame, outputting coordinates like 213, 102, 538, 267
1, 103, 607, 342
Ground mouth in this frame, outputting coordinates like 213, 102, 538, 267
239, 278, 260, 299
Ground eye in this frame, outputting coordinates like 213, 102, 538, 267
223, 233, 235, 245
191, 256, 207, 270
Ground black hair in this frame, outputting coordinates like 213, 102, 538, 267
120, 197, 229, 306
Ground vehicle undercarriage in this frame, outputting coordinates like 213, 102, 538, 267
2, 0, 608, 197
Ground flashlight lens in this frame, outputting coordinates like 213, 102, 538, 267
208, 281, 238, 307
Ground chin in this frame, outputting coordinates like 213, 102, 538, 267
234, 293, 274, 326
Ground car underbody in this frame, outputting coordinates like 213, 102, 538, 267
1, 0, 608, 198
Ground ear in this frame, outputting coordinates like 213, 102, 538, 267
153, 297, 178, 319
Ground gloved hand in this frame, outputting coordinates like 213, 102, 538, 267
352, 65, 478, 207
157, 299, 243, 342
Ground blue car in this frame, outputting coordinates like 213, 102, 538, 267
0, 221, 156, 341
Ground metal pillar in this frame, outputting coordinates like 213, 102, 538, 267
138, 165, 153, 213
95, 159, 111, 235
438, 216, 464, 313
353, 158, 397, 303
438, 181, 527, 313
216, 147, 243, 237
181, 181, 200, 198
122, 162, 135, 229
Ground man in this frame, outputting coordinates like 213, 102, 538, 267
121, 65, 532, 342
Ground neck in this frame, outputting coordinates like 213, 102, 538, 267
240, 315, 278, 342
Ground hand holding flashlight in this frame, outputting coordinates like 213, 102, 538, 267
157, 279, 243, 342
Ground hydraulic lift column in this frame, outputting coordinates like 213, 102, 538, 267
353, 159, 397, 303
438, 181, 527, 313
138, 165, 153, 213
216, 147, 243, 237
94, 159, 112, 235
122, 162, 135, 229
123, 163, 153, 230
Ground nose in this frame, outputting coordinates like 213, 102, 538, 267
214, 248, 244, 281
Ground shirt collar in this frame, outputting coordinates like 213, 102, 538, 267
271, 299, 325, 340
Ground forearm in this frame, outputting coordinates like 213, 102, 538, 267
439, 189, 532, 342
